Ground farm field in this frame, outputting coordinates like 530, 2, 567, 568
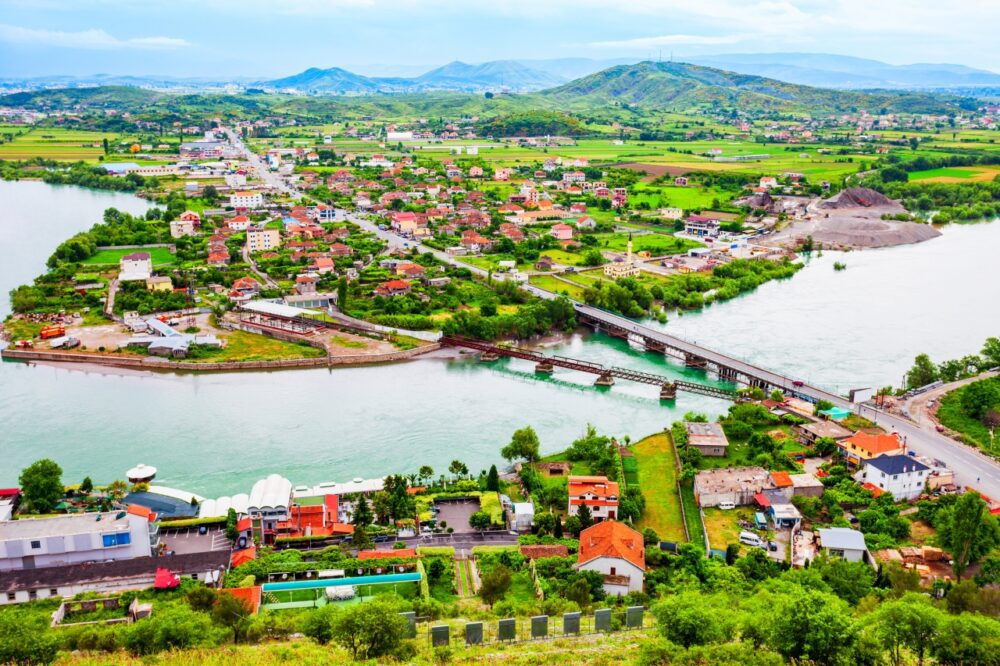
631, 183, 732, 210
527, 274, 585, 300
592, 231, 701, 255
80, 247, 176, 266
0, 127, 133, 161
908, 165, 1000, 183
632, 433, 686, 542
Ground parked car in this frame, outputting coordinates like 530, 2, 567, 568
792, 380, 804, 387
936, 425, 946, 433
739, 531, 765, 548
768, 541, 779, 552
198, 525, 209, 535
718, 501, 736, 510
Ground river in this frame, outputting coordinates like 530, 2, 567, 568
1, 181, 998, 497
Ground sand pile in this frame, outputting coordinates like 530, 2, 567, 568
819, 187, 898, 210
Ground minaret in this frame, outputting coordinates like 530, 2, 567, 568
627, 233, 633, 266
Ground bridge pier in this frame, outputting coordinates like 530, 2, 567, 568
684, 354, 708, 369
594, 374, 615, 387
479, 352, 499, 362
644, 340, 666, 353
718, 366, 739, 381
659, 383, 677, 401
608, 327, 629, 340
535, 362, 554, 375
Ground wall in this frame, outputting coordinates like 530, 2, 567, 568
578, 558, 643, 594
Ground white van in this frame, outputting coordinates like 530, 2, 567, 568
718, 501, 736, 510
739, 531, 765, 548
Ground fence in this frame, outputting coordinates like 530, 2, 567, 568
404, 606, 651, 647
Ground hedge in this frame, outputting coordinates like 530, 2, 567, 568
158, 516, 226, 528
415, 546, 455, 557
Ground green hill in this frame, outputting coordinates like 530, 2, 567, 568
541, 61, 967, 113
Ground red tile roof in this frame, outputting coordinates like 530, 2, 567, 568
520, 544, 569, 559
231, 546, 257, 568
568, 475, 620, 500
843, 432, 904, 456
577, 521, 645, 571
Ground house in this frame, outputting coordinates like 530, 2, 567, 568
229, 191, 264, 209
247, 475, 293, 537
373, 279, 412, 297
310, 257, 334, 274
759, 177, 778, 189
145, 276, 173, 293
674, 176, 689, 186
494, 167, 511, 181
603, 234, 640, 280
509, 502, 534, 532
817, 527, 870, 563
119, 252, 152, 282
693, 466, 773, 507
246, 227, 281, 253
788, 473, 825, 498
685, 215, 721, 237
228, 215, 252, 232
0, 511, 153, 572
856, 455, 930, 501
839, 432, 905, 466
660, 207, 684, 220
551, 223, 574, 241
396, 263, 426, 279
797, 420, 853, 446
567, 475, 619, 521
207, 250, 230, 266
295, 275, 318, 295
178, 210, 201, 226
575, 521, 645, 595
685, 422, 729, 457
170, 218, 196, 239
562, 170, 586, 183
228, 277, 261, 302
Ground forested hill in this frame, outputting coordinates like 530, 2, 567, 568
540, 61, 974, 114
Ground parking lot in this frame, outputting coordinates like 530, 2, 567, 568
160, 526, 230, 555
433, 498, 481, 534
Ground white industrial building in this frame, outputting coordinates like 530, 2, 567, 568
247, 474, 293, 532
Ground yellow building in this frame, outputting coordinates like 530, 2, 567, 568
145, 276, 173, 292
603, 233, 641, 279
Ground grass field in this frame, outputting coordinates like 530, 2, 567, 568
0, 127, 135, 162
632, 433, 686, 542
80, 247, 176, 266
528, 274, 585, 300
936, 377, 1000, 452
592, 231, 701, 255
188, 331, 326, 363
703, 507, 746, 554
908, 166, 1000, 183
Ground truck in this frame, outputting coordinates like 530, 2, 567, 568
14, 340, 33, 349
39, 326, 66, 340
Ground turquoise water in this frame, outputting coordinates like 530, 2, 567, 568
2, 181, 998, 497
262, 572, 421, 592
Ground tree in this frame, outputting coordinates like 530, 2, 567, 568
18, 458, 63, 513
448, 460, 468, 479
225, 508, 239, 541
960, 380, 1000, 419
418, 466, 434, 484
576, 503, 593, 530
501, 426, 541, 463
329, 598, 408, 660
337, 277, 349, 311
766, 590, 856, 665
485, 464, 500, 492
352, 494, 373, 532
79, 476, 94, 494
428, 558, 446, 581
478, 565, 512, 607
106, 479, 128, 502
564, 515, 582, 535
814, 554, 875, 605
212, 591, 254, 643
930, 613, 1000, 666
186, 585, 218, 612
102, 137, 110, 155
469, 511, 491, 530
936, 491, 1000, 579
0, 612, 59, 665
553, 516, 564, 538
982, 337, 1000, 368
565, 577, 592, 608
906, 354, 939, 389
873, 593, 943, 666
653, 592, 734, 648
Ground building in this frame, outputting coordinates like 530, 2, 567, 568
856, 455, 930, 501
567, 475, 619, 521
119, 252, 153, 282
228, 215, 252, 232
817, 527, 870, 563
788, 473, 825, 498
170, 218, 196, 238
660, 207, 684, 220
797, 420, 853, 446
246, 226, 281, 253
508, 502, 534, 532
603, 234, 640, 280
551, 223, 574, 241
145, 276, 173, 293
229, 191, 264, 209
685, 215, 721, 237
0, 511, 153, 572
247, 475, 293, 538
685, 422, 729, 457
693, 466, 773, 507
295, 275, 318, 295
575, 521, 645, 595
373, 279, 412, 297
839, 432, 906, 465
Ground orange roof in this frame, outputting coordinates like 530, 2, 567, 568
568, 475, 620, 500
771, 471, 793, 488
843, 431, 904, 456
236, 517, 251, 532
358, 548, 417, 560
230, 546, 257, 568
223, 586, 261, 615
577, 521, 645, 571
126, 504, 156, 521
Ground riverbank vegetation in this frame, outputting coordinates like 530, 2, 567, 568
937, 376, 1000, 451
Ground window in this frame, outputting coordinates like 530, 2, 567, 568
30, 540, 41, 549
28, 591, 37, 601
49, 589, 58, 597
102, 532, 132, 547
6, 592, 14, 602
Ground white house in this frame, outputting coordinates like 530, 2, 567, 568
575, 521, 645, 595
0, 510, 152, 572
817, 527, 870, 563
229, 191, 264, 209
856, 455, 930, 501
170, 218, 196, 239
568, 475, 619, 521
119, 252, 153, 281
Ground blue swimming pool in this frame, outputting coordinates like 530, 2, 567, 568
261, 572, 421, 593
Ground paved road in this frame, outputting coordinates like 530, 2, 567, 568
221, 126, 1000, 500
903, 371, 1000, 433
373, 532, 519, 552
242, 244, 279, 289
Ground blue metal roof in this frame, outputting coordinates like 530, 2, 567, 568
865, 454, 929, 476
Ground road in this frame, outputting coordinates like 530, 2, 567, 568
221, 126, 1000, 501
242, 244, 279, 289
373, 531, 519, 552
904, 371, 999, 434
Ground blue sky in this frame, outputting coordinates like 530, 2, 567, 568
1, 0, 998, 78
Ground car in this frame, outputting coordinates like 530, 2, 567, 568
792, 380, 804, 387
936, 425, 946, 433
768, 541, 778, 552
739, 531, 765, 548
718, 501, 736, 510
198, 525, 209, 535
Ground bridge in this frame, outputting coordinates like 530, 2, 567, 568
440, 335, 738, 401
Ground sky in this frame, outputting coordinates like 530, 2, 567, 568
1, 0, 999, 79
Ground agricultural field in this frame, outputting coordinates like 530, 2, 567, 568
591, 231, 701, 255
632, 433, 686, 542
527, 274, 585, 300
908, 165, 1000, 183
80, 247, 177, 267
0, 127, 134, 161
630, 183, 732, 210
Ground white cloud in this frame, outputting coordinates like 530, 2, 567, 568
590, 34, 748, 49
0, 23, 191, 49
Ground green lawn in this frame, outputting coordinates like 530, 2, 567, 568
632, 433, 686, 542
80, 247, 176, 267
528, 274, 585, 300
592, 232, 701, 255
680, 481, 705, 545
908, 166, 997, 181
186, 331, 326, 363
937, 377, 1000, 452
